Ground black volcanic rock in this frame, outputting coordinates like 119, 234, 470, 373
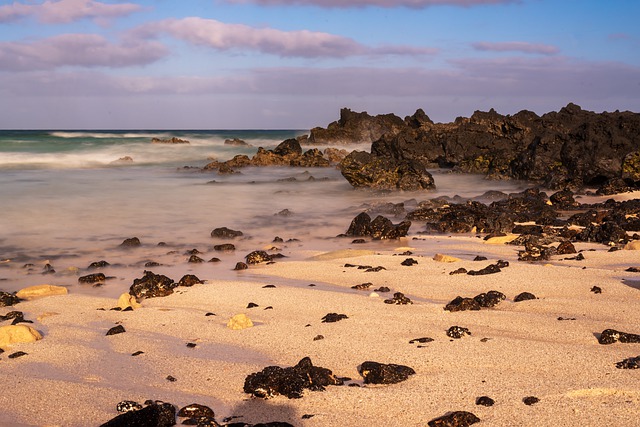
309, 108, 406, 145
129, 270, 176, 300
344, 212, 411, 239
100, 402, 176, 427
358, 361, 415, 384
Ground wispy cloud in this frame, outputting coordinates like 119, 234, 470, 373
0, 34, 167, 71
136, 17, 437, 59
0, 0, 142, 24
224, 0, 518, 8
471, 41, 559, 55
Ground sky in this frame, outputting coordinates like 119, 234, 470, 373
0, 0, 639, 129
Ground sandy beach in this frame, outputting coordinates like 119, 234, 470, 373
2, 205, 640, 426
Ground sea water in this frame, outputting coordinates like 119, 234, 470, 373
0, 130, 530, 297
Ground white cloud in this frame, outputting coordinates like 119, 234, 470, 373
0, 0, 142, 24
0, 34, 167, 71
472, 41, 559, 55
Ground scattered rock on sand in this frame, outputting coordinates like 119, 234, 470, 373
16, 284, 68, 300
523, 396, 540, 405
467, 263, 503, 275
427, 411, 480, 427
384, 292, 413, 305
615, 356, 640, 369
106, 325, 126, 336
445, 297, 481, 312
0, 324, 42, 347
0, 291, 21, 307
475, 396, 495, 407
129, 270, 176, 300
598, 329, 640, 345
321, 313, 348, 323
178, 274, 204, 287
100, 401, 176, 427
245, 250, 272, 264
474, 290, 506, 308
358, 361, 416, 385
234, 262, 248, 270
227, 313, 253, 330
447, 326, 471, 339
244, 356, 343, 399
433, 253, 461, 263
514, 292, 537, 302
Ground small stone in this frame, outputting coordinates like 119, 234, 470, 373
591, 286, 602, 294
467, 263, 501, 275
433, 253, 461, 263
131, 351, 144, 356
556, 241, 577, 255
245, 250, 272, 264
0, 291, 21, 307
358, 361, 416, 384
88, 260, 110, 269
374, 286, 390, 292
188, 255, 205, 263
178, 274, 203, 287
384, 292, 412, 305
214, 243, 236, 252
313, 335, 325, 341
409, 337, 434, 344
227, 313, 253, 330
428, 411, 480, 427
116, 401, 143, 413
178, 403, 215, 418
166, 375, 177, 382
8, 351, 28, 359
351, 282, 372, 290
186, 342, 197, 348
365, 266, 386, 272
234, 262, 248, 270
615, 355, 640, 369
106, 325, 126, 336
302, 414, 315, 419
473, 290, 506, 308
473, 256, 488, 261
475, 396, 495, 406
321, 313, 348, 323
514, 292, 537, 302
449, 268, 467, 275
0, 325, 42, 347
120, 237, 141, 247
263, 284, 276, 288
445, 296, 481, 312
447, 326, 471, 339
16, 284, 68, 300
247, 302, 259, 308
625, 267, 640, 272
598, 329, 640, 345
211, 227, 243, 239
523, 396, 540, 405
401, 258, 419, 266
79, 273, 106, 284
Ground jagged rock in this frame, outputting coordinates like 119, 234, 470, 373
514, 292, 537, 302
309, 108, 406, 145
211, 227, 244, 239
178, 274, 203, 287
384, 292, 413, 305
575, 222, 628, 244
244, 357, 343, 399
245, 251, 272, 264
106, 325, 126, 336
616, 356, 640, 369
549, 189, 580, 209
339, 150, 435, 191
467, 263, 502, 275
598, 329, 640, 345
344, 212, 410, 239
224, 138, 249, 146
100, 402, 176, 427
446, 326, 471, 339
358, 361, 415, 384
16, 284, 68, 300
129, 271, 176, 300
427, 411, 480, 427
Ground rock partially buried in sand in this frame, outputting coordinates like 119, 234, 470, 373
117, 293, 141, 310
227, 313, 253, 330
0, 324, 42, 348
616, 355, 640, 369
427, 411, 480, 427
100, 401, 176, 427
358, 361, 416, 384
244, 356, 343, 399
16, 284, 68, 300
598, 329, 640, 345
433, 253, 461, 263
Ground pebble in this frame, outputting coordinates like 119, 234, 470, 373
513, 292, 537, 302
358, 361, 416, 384
447, 326, 471, 339
106, 325, 126, 336
321, 313, 348, 323
8, 351, 28, 359
384, 292, 413, 305
523, 396, 540, 405
116, 401, 143, 413
178, 403, 215, 418
475, 396, 495, 406
427, 411, 480, 427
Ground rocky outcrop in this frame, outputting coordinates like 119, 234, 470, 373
308, 108, 407, 144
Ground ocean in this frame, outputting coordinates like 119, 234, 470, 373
0, 130, 531, 297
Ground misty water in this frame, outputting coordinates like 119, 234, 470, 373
0, 130, 531, 297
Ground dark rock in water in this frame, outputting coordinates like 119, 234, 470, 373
444, 296, 481, 312
598, 329, 640, 345
556, 240, 577, 254
467, 263, 502, 275
116, 401, 143, 413
214, 243, 236, 252
178, 274, 203, 287
211, 227, 244, 239
475, 396, 495, 407
224, 138, 249, 146
129, 271, 176, 300
427, 411, 480, 427
309, 108, 407, 145
8, 351, 28, 359
358, 361, 416, 385
78, 273, 106, 284
447, 326, 471, 339
401, 258, 418, 266
243, 356, 343, 399
384, 292, 413, 305
514, 292, 537, 302
590, 286, 602, 294
120, 237, 141, 248
100, 401, 176, 427
321, 313, 348, 323
344, 212, 411, 239
351, 238, 366, 244
152, 136, 189, 144
88, 260, 110, 269
0, 291, 21, 307
145, 261, 161, 267
234, 262, 248, 271
245, 251, 272, 265
474, 290, 506, 308
106, 325, 126, 336
339, 150, 436, 191
523, 396, 540, 405
345, 212, 372, 236
178, 403, 215, 419
188, 255, 205, 263
616, 356, 640, 369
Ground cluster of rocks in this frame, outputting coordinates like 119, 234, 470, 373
311, 105, 640, 192
128, 271, 204, 301
444, 290, 506, 312
203, 138, 347, 174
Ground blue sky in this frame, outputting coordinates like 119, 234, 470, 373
0, 0, 638, 129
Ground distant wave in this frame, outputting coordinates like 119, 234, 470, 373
49, 131, 171, 139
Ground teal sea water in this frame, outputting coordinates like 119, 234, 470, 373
0, 130, 529, 296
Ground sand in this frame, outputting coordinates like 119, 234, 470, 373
1, 226, 640, 427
